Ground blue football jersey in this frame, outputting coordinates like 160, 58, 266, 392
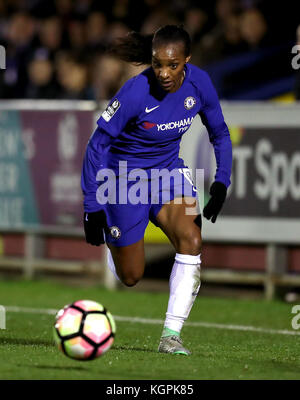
82, 63, 232, 212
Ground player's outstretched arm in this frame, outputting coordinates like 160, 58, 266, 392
81, 77, 140, 244
199, 71, 232, 222
81, 129, 114, 246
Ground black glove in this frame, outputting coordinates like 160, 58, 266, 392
203, 181, 227, 223
83, 210, 107, 246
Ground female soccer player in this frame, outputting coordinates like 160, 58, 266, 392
81, 25, 232, 355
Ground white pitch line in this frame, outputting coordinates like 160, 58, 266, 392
5, 306, 58, 315
4, 305, 300, 337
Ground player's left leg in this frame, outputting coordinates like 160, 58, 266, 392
154, 196, 202, 355
107, 238, 145, 286
103, 196, 150, 286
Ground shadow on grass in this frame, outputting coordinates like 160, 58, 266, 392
0, 337, 54, 347
112, 345, 155, 353
16, 363, 88, 372
0, 338, 156, 353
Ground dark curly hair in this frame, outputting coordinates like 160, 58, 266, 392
110, 25, 191, 65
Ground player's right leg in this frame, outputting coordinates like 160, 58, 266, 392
107, 239, 145, 287
103, 198, 149, 287
98, 167, 149, 286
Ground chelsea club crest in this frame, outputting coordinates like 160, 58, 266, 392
184, 96, 196, 110
110, 226, 121, 239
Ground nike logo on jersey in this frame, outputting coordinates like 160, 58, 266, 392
145, 105, 160, 113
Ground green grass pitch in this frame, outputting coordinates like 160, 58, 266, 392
0, 279, 300, 380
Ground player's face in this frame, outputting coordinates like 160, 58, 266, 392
152, 42, 191, 93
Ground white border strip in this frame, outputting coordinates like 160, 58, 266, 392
0, 100, 97, 111
5, 306, 300, 337
203, 217, 300, 244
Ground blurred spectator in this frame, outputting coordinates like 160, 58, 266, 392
184, 7, 209, 43
212, 6, 293, 99
140, 8, 178, 35
105, 21, 130, 47
37, 16, 65, 56
56, 52, 94, 100
85, 12, 108, 53
26, 48, 59, 99
55, 50, 72, 83
1, 12, 36, 97
55, 0, 73, 22
91, 54, 124, 101
67, 17, 86, 52
255, 0, 299, 44
73, 0, 96, 18
215, 0, 240, 22
239, 8, 272, 50
191, 0, 244, 65
192, 13, 247, 65
111, 0, 130, 22
0, 0, 299, 100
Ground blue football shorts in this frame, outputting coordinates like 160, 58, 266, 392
98, 162, 198, 247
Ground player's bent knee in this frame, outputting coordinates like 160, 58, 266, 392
109, 242, 145, 287
118, 270, 143, 287
188, 236, 202, 255
177, 231, 202, 255
120, 275, 141, 287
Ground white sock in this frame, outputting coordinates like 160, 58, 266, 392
163, 253, 201, 334
107, 247, 120, 281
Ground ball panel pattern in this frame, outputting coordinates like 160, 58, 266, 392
83, 313, 111, 344
97, 337, 114, 357
53, 299, 116, 361
106, 311, 116, 334
73, 300, 104, 312
55, 307, 82, 336
64, 337, 94, 360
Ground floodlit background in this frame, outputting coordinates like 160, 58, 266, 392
0, 0, 299, 100
0, 0, 300, 300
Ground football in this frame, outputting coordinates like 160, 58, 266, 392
53, 299, 116, 361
